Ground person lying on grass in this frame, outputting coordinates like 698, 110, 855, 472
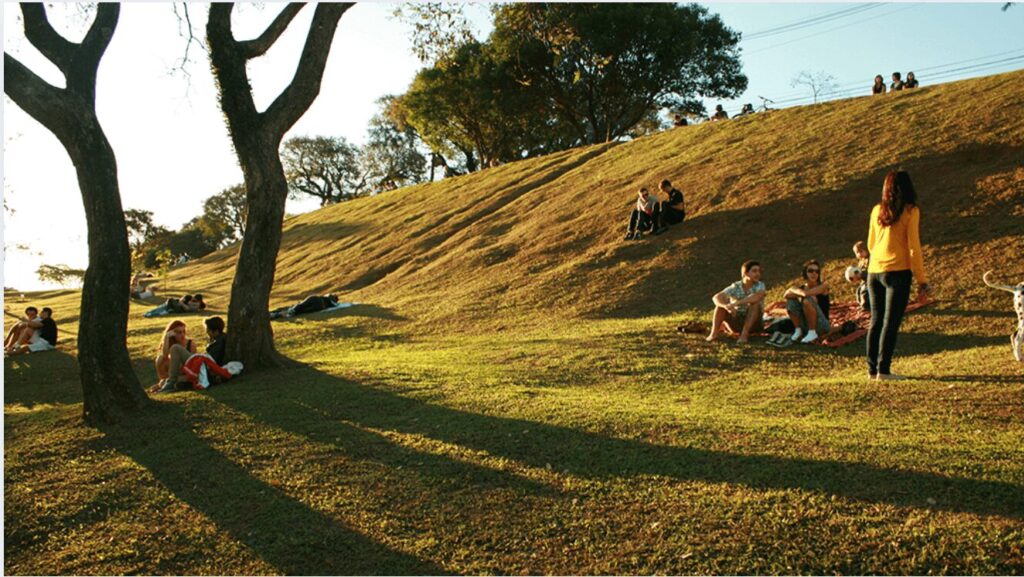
782, 259, 831, 344
5, 306, 58, 355
707, 260, 766, 344
624, 187, 656, 240
270, 293, 340, 319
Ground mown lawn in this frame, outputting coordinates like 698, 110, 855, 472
4, 289, 1023, 575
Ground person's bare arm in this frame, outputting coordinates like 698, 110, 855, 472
802, 283, 829, 297
733, 290, 765, 306
26, 318, 43, 329
712, 290, 732, 309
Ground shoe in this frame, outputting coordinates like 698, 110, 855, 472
800, 330, 819, 344
877, 373, 907, 381
790, 328, 804, 342
633, 231, 643, 240
624, 231, 634, 241
158, 379, 177, 393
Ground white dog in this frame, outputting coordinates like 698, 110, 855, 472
984, 270, 1024, 362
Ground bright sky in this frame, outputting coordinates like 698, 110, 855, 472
3, 2, 1022, 291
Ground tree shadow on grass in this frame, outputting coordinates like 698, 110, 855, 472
96, 402, 448, 576
4, 349, 82, 408
231, 366, 1024, 520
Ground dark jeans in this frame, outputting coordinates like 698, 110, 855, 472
627, 209, 653, 232
653, 204, 684, 229
866, 270, 912, 375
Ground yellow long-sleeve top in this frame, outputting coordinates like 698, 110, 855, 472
867, 204, 928, 283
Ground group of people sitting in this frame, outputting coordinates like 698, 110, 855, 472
150, 316, 232, 393
704, 246, 872, 346
872, 71, 919, 94
623, 179, 686, 240
4, 306, 58, 355
704, 170, 929, 380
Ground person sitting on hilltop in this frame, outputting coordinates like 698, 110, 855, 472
781, 259, 832, 344
904, 71, 919, 89
5, 306, 58, 355
672, 114, 688, 127
651, 179, 685, 235
711, 104, 729, 121
624, 187, 657, 241
270, 293, 342, 319
706, 260, 767, 344
736, 103, 754, 117
890, 72, 904, 91
872, 75, 887, 95
153, 316, 230, 393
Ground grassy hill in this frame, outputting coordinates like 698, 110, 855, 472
180, 69, 1024, 330
5, 71, 1024, 575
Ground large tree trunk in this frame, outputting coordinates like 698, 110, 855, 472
227, 141, 292, 368
71, 117, 148, 423
208, 3, 349, 370
4, 4, 146, 425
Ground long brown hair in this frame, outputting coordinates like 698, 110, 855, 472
877, 170, 917, 227
158, 319, 187, 350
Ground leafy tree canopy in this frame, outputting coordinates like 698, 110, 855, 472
282, 135, 366, 206
489, 3, 747, 144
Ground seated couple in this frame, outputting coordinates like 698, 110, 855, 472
151, 316, 229, 393
705, 259, 834, 344
130, 272, 157, 300
624, 179, 686, 240
4, 306, 58, 355
143, 294, 207, 318
270, 293, 341, 319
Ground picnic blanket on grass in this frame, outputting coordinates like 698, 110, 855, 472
677, 296, 936, 347
765, 296, 935, 348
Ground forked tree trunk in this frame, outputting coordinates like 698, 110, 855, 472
4, 3, 146, 425
207, 3, 350, 370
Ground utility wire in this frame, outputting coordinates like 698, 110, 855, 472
743, 4, 883, 41
745, 4, 920, 56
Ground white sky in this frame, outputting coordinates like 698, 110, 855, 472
3, 2, 1022, 291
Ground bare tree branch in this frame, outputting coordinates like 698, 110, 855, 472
263, 3, 351, 139
19, 3, 76, 74
238, 3, 306, 59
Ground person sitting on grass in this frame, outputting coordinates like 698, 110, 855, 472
872, 75, 887, 95
851, 240, 871, 310
782, 259, 831, 344
270, 293, 341, 319
652, 179, 685, 235
890, 71, 904, 91
153, 316, 230, 394
151, 319, 197, 392
904, 71, 919, 89
711, 104, 729, 121
5, 307, 58, 355
130, 272, 157, 300
624, 187, 657, 240
707, 260, 767, 344
672, 114, 688, 127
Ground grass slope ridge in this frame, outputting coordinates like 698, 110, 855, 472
183, 70, 1024, 329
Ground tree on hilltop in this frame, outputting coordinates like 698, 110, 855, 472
790, 70, 838, 104
489, 3, 747, 144
4, 3, 147, 424
282, 136, 367, 206
360, 96, 428, 192
202, 184, 248, 242
207, 2, 351, 369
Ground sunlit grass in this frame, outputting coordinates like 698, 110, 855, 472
5, 71, 1024, 574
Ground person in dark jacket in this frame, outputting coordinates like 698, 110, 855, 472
270, 294, 341, 319
652, 179, 686, 235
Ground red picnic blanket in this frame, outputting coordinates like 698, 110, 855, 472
765, 296, 936, 348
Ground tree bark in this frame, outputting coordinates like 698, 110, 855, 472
5, 3, 146, 425
207, 3, 350, 370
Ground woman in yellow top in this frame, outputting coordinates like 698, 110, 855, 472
865, 170, 930, 380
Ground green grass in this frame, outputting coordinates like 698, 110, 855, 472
5, 71, 1024, 574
